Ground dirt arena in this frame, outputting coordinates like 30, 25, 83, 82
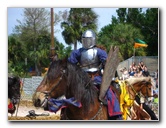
8, 100, 158, 121
8, 100, 61, 121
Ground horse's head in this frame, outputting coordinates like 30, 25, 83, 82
139, 77, 154, 97
126, 77, 154, 98
32, 58, 68, 109
8, 76, 21, 104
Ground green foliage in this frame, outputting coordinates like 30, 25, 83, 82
98, 8, 158, 60
8, 8, 72, 76
56, 42, 72, 59
98, 23, 144, 60
61, 8, 98, 50
141, 8, 158, 56
8, 8, 158, 76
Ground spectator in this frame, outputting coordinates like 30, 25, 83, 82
154, 69, 158, 88
129, 68, 136, 77
142, 65, 150, 77
120, 67, 129, 80
134, 67, 143, 77
139, 61, 145, 71
130, 62, 137, 71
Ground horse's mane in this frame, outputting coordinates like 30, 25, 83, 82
125, 76, 154, 86
67, 62, 97, 104
47, 60, 63, 82
47, 59, 98, 112
8, 76, 20, 86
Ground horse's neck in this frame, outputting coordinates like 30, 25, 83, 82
127, 84, 140, 100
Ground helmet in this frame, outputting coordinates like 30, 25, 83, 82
82, 29, 96, 49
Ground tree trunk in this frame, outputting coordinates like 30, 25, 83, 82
74, 41, 77, 50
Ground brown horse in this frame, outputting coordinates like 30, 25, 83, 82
118, 77, 155, 120
32, 58, 123, 120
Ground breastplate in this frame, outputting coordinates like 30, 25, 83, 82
80, 48, 100, 72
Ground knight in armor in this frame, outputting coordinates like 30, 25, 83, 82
68, 29, 107, 88
67, 30, 122, 120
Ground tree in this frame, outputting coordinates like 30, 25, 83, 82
8, 34, 27, 76
14, 8, 51, 75
61, 8, 98, 50
98, 23, 144, 60
98, 8, 158, 60
13, 8, 66, 75
142, 8, 158, 56
114, 8, 158, 56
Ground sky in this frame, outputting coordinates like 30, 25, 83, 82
8, 7, 118, 49
2, 0, 165, 127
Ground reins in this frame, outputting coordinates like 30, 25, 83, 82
126, 81, 141, 99
126, 80, 152, 100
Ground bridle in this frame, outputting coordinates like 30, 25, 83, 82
40, 69, 66, 107
127, 80, 152, 100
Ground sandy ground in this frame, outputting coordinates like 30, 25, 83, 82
8, 100, 61, 121
8, 100, 158, 121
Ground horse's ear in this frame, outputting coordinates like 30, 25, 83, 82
54, 55, 59, 61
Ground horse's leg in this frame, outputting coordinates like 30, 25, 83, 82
60, 108, 66, 120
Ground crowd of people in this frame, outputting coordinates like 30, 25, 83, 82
119, 61, 159, 91
120, 61, 151, 80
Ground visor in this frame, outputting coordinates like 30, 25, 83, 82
82, 37, 95, 49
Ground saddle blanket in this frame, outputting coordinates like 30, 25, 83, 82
106, 87, 122, 117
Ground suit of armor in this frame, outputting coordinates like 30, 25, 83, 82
68, 30, 107, 85
80, 47, 100, 72
68, 29, 107, 85
67, 30, 122, 118
68, 47, 107, 85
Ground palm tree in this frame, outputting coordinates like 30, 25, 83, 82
61, 8, 98, 50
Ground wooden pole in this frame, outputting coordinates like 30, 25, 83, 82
134, 47, 135, 56
51, 8, 55, 56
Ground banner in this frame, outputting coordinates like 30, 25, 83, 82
134, 38, 148, 48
